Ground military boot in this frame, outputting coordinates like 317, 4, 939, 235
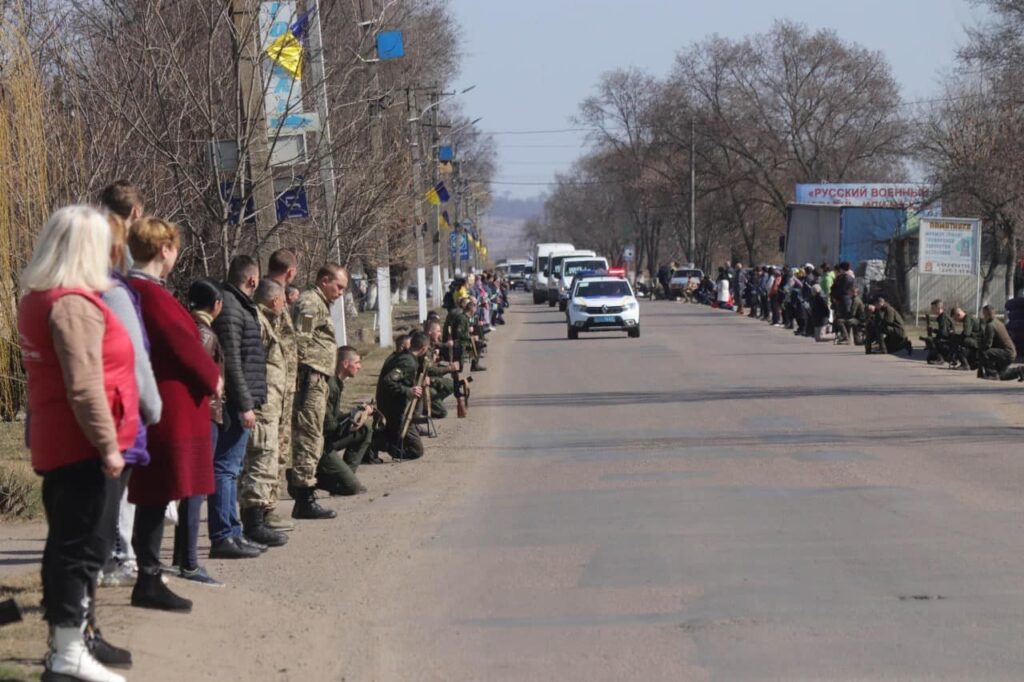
265, 510, 295, 532
285, 468, 299, 500
242, 507, 288, 547
471, 359, 487, 372
291, 488, 337, 520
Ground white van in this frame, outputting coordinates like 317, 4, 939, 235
532, 243, 574, 304
557, 256, 609, 310
546, 249, 597, 306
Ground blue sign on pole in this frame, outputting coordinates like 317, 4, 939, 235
276, 186, 309, 220
376, 31, 405, 60
448, 231, 459, 258
221, 182, 255, 226
459, 234, 470, 261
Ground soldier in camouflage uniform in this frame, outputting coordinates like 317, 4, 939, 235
316, 346, 374, 495
239, 279, 289, 546
375, 332, 429, 460
265, 249, 298, 532
865, 296, 911, 355
289, 264, 348, 519
424, 318, 455, 418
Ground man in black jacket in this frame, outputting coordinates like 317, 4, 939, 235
209, 255, 268, 559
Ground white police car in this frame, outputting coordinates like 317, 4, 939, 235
566, 275, 640, 339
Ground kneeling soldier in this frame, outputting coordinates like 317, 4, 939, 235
924, 299, 955, 365
316, 346, 375, 495
239, 279, 289, 547
424, 318, 455, 418
978, 305, 1020, 380
375, 332, 429, 460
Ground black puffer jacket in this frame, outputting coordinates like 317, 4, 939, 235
212, 283, 267, 412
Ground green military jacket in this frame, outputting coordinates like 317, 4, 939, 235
294, 286, 336, 377
443, 309, 472, 349
322, 375, 354, 453
849, 297, 865, 321
933, 311, 954, 339
961, 314, 981, 346
982, 318, 1016, 354
426, 343, 449, 378
375, 350, 420, 419
257, 305, 286, 402
877, 305, 904, 333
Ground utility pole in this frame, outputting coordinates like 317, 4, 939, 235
308, 4, 347, 345
232, 0, 279, 259
406, 88, 428, 322
689, 116, 696, 267
430, 85, 444, 310
358, 0, 392, 348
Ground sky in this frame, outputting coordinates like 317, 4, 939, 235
448, 0, 980, 201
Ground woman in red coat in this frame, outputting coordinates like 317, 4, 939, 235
126, 217, 221, 613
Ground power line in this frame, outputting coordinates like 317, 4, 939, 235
484, 127, 594, 135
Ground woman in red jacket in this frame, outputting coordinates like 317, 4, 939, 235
18, 205, 137, 682
125, 217, 221, 613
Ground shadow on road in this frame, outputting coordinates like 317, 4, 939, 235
475, 384, 1017, 407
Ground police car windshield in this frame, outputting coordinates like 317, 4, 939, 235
564, 260, 604, 276
577, 281, 631, 298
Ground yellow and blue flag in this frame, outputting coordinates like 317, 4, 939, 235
266, 7, 314, 80
440, 210, 451, 228
425, 186, 441, 206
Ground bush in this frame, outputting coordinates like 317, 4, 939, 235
0, 463, 40, 519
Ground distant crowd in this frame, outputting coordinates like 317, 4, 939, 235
658, 261, 1022, 381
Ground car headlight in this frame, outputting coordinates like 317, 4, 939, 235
624, 300, 638, 310
571, 302, 586, 312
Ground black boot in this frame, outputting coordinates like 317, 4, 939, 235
131, 570, 192, 613
242, 507, 288, 547
471, 360, 487, 372
209, 536, 262, 559
85, 624, 132, 669
291, 487, 337, 520
285, 468, 299, 500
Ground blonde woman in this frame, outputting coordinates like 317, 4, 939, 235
18, 205, 138, 682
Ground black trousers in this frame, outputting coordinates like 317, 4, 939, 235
173, 496, 204, 571
41, 458, 118, 627
133, 503, 167, 575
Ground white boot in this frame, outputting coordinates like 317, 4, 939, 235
46, 625, 126, 682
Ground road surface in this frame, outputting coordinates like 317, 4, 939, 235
374, 298, 1024, 680
20, 297, 1024, 681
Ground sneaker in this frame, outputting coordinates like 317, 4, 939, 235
179, 565, 224, 587
98, 563, 137, 588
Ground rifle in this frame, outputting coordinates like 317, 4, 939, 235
399, 357, 429, 441
450, 344, 470, 418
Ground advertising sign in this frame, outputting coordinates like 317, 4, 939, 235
795, 183, 933, 209
918, 217, 981, 276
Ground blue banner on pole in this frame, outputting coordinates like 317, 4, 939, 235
276, 185, 309, 220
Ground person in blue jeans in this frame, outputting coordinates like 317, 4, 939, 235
209, 256, 267, 559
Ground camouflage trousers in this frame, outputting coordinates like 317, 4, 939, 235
290, 368, 329, 488
269, 374, 295, 509
239, 387, 284, 511
429, 375, 453, 418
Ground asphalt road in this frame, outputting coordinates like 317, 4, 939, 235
380, 296, 1024, 681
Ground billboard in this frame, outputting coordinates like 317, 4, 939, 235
918, 217, 981, 276
795, 183, 933, 209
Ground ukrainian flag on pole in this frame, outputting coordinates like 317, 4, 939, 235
266, 6, 314, 79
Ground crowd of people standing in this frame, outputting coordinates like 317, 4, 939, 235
17, 181, 505, 682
